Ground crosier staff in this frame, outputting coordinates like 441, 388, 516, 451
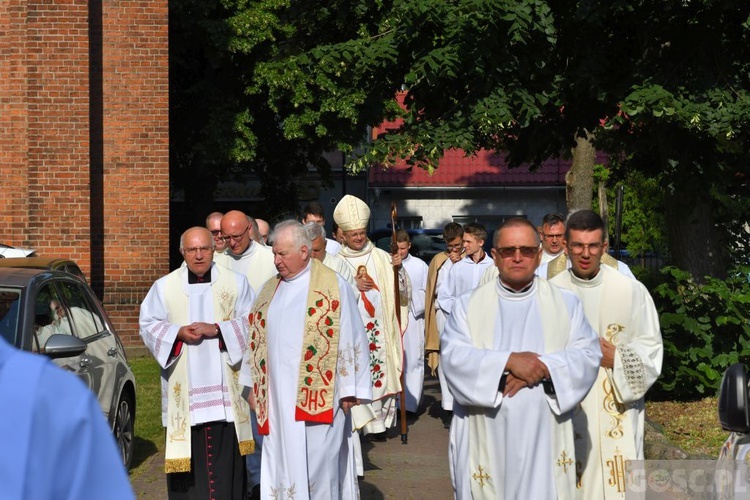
390, 201, 409, 444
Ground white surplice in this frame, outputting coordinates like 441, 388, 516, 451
550, 266, 663, 499
223, 240, 278, 292
401, 253, 428, 412
442, 278, 601, 499
139, 263, 255, 426
323, 252, 357, 295
437, 252, 494, 316
239, 262, 371, 500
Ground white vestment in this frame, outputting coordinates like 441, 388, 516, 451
434, 259, 456, 410
239, 262, 372, 500
438, 252, 494, 316
542, 249, 563, 264
326, 237, 342, 256
401, 253, 428, 412
139, 263, 255, 426
442, 278, 601, 499
550, 267, 663, 499
323, 252, 357, 295
224, 240, 278, 292
338, 241, 403, 434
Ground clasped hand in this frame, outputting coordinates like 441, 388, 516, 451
503, 352, 551, 398
177, 322, 219, 344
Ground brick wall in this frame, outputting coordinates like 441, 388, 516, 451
0, 0, 169, 349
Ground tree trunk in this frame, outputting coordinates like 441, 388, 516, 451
566, 130, 596, 212
664, 191, 728, 281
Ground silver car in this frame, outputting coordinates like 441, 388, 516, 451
0, 267, 136, 468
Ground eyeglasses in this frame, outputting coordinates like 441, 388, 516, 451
446, 244, 462, 251
222, 226, 250, 242
568, 242, 603, 255
183, 246, 213, 255
494, 246, 539, 259
543, 233, 564, 240
210, 229, 222, 236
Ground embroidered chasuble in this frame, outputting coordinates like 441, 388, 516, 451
239, 260, 372, 499
442, 278, 601, 499
337, 241, 404, 433
139, 264, 255, 473
550, 266, 663, 499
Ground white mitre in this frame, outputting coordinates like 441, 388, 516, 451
333, 194, 370, 231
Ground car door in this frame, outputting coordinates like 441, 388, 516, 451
54, 278, 120, 418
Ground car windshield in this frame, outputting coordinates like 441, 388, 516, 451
0, 287, 22, 346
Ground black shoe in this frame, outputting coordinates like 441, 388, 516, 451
249, 484, 260, 500
369, 431, 387, 442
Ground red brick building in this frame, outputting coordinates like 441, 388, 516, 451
0, 1, 169, 348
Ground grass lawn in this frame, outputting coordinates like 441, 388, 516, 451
129, 356, 164, 479
646, 396, 728, 458
126, 354, 732, 472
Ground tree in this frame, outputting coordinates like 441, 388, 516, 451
177, 0, 750, 278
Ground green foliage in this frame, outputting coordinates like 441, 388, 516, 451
595, 167, 669, 264
651, 266, 750, 399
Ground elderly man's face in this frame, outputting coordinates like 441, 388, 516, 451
541, 221, 565, 255
221, 213, 252, 255
273, 228, 310, 279
343, 228, 368, 251
311, 235, 326, 262
491, 224, 541, 291
207, 217, 226, 252
181, 228, 214, 276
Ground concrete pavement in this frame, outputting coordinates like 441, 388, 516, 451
131, 373, 454, 499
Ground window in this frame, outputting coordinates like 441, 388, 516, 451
0, 288, 21, 347
56, 281, 105, 340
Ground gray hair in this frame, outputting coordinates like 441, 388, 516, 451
271, 220, 312, 251
303, 221, 327, 241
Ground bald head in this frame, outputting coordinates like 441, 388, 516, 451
221, 210, 253, 255
205, 211, 226, 252
180, 227, 214, 276
256, 218, 270, 244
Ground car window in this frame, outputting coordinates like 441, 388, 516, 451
56, 280, 105, 340
33, 283, 70, 352
0, 288, 21, 347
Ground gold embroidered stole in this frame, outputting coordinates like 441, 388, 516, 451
247, 260, 341, 435
465, 279, 574, 499
424, 252, 449, 375
547, 253, 621, 280
576, 268, 637, 496
162, 267, 254, 474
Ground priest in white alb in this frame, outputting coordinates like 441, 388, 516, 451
140, 227, 255, 499
549, 210, 663, 499
442, 218, 601, 499
240, 221, 371, 500
394, 229, 429, 412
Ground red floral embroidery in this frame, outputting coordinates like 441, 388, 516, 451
331, 300, 339, 312
374, 380, 383, 388
308, 307, 316, 316
366, 322, 375, 330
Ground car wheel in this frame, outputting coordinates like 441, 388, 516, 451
114, 391, 135, 469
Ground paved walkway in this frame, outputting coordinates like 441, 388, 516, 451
131, 373, 454, 499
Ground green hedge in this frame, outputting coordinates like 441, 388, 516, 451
650, 266, 750, 400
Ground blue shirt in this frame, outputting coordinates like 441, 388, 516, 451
0, 336, 134, 500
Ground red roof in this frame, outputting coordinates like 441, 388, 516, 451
368, 149, 572, 187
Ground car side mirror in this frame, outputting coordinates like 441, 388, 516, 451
43, 334, 87, 359
718, 363, 750, 433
